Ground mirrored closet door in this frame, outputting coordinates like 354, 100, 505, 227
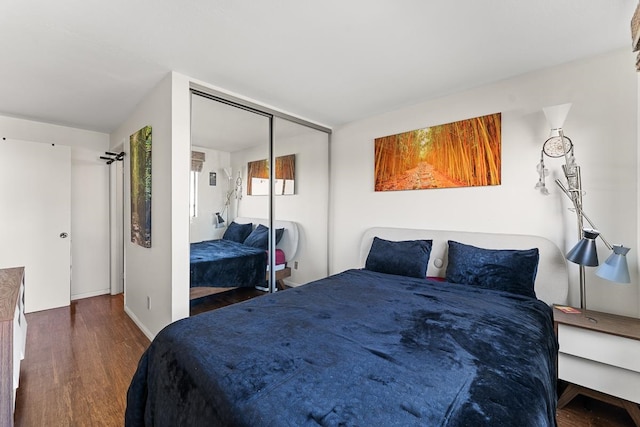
272, 117, 329, 288
189, 88, 330, 309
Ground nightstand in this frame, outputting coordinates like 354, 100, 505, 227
553, 306, 640, 426
274, 267, 291, 290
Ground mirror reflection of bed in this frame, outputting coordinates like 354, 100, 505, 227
189, 217, 299, 313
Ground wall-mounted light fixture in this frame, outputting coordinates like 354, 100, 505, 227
214, 212, 225, 229
537, 103, 631, 309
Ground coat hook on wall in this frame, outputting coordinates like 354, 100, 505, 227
100, 151, 125, 165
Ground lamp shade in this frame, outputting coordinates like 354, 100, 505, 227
214, 212, 225, 228
543, 103, 572, 130
595, 245, 631, 283
566, 229, 599, 266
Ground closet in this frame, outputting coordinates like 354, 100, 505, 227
189, 88, 330, 297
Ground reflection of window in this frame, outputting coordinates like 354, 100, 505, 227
190, 171, 199, 217
190, 151, 205, 218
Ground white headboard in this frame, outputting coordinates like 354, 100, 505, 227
234, 217, 299, 260
359, 227, 568, 306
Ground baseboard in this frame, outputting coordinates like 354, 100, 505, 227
283, 279, 301, 287
124, 305, 155, 341
71, 289, 110, 301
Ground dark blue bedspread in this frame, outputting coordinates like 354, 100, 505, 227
190, 239, 267, 288
126, 269, 558, 426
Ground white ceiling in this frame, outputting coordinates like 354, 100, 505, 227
0, 1, 636, 134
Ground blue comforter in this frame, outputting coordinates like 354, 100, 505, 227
190, 239, 267, 288
126, 269, 557, 426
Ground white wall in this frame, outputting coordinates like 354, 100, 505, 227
170, 72, 192, 329
330, 49, 639, 317
0, 115, 108, 151
0, 115, 111, 304
110, 73, 179, 339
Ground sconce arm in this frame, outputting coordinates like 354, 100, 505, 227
555, 179, 613, 250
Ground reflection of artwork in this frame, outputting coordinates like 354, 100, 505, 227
247, 154, 296, 196
130, 125, 152, 248
374, 113, 501, 191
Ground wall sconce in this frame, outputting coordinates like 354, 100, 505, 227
596, 245, 631, 283
214, 212, 225, 229
537, 103, 631, 309
566, 229, 600, 266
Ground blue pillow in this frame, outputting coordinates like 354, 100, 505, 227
243, 225, 285, 249
222, 222, 253, 243
365, 237, 432, 278
244, 224, 269, 249
445, 241, 539, 298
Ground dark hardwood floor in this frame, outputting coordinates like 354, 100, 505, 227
14, 294, 150, 427
556, 384, 636, 427
12, 291, 637, 426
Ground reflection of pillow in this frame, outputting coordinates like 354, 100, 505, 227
222, 222, 253, 243
243, 225, 285, 249
365, 237, 432, 278
275, 248, 286, 265
244, 224, 269, 249
445, 241, 539, 298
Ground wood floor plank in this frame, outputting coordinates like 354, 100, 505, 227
10, 292, 636, 426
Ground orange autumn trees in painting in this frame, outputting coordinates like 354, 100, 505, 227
374, 113, 501, 191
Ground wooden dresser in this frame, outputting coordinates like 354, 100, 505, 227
0, 267, 27, 427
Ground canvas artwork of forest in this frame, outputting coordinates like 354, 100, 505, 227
374, 113, 501, 191
247, 154, 296, 196
130, 125, 152, 248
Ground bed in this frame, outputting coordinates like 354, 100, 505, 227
189, 217, 299, 292
128, 228, 568, 426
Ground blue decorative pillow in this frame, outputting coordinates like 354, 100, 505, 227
244, 224, 269, 249
243, 225, 285, 250
222, 222, 253, 243
445, 241, 539, 298
365, 237, 432, 278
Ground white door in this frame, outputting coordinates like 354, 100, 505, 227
0, 138, 71, 313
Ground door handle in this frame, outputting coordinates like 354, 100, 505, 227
60, 232, 68, 238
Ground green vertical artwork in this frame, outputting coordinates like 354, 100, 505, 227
130, 125, 152, 248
